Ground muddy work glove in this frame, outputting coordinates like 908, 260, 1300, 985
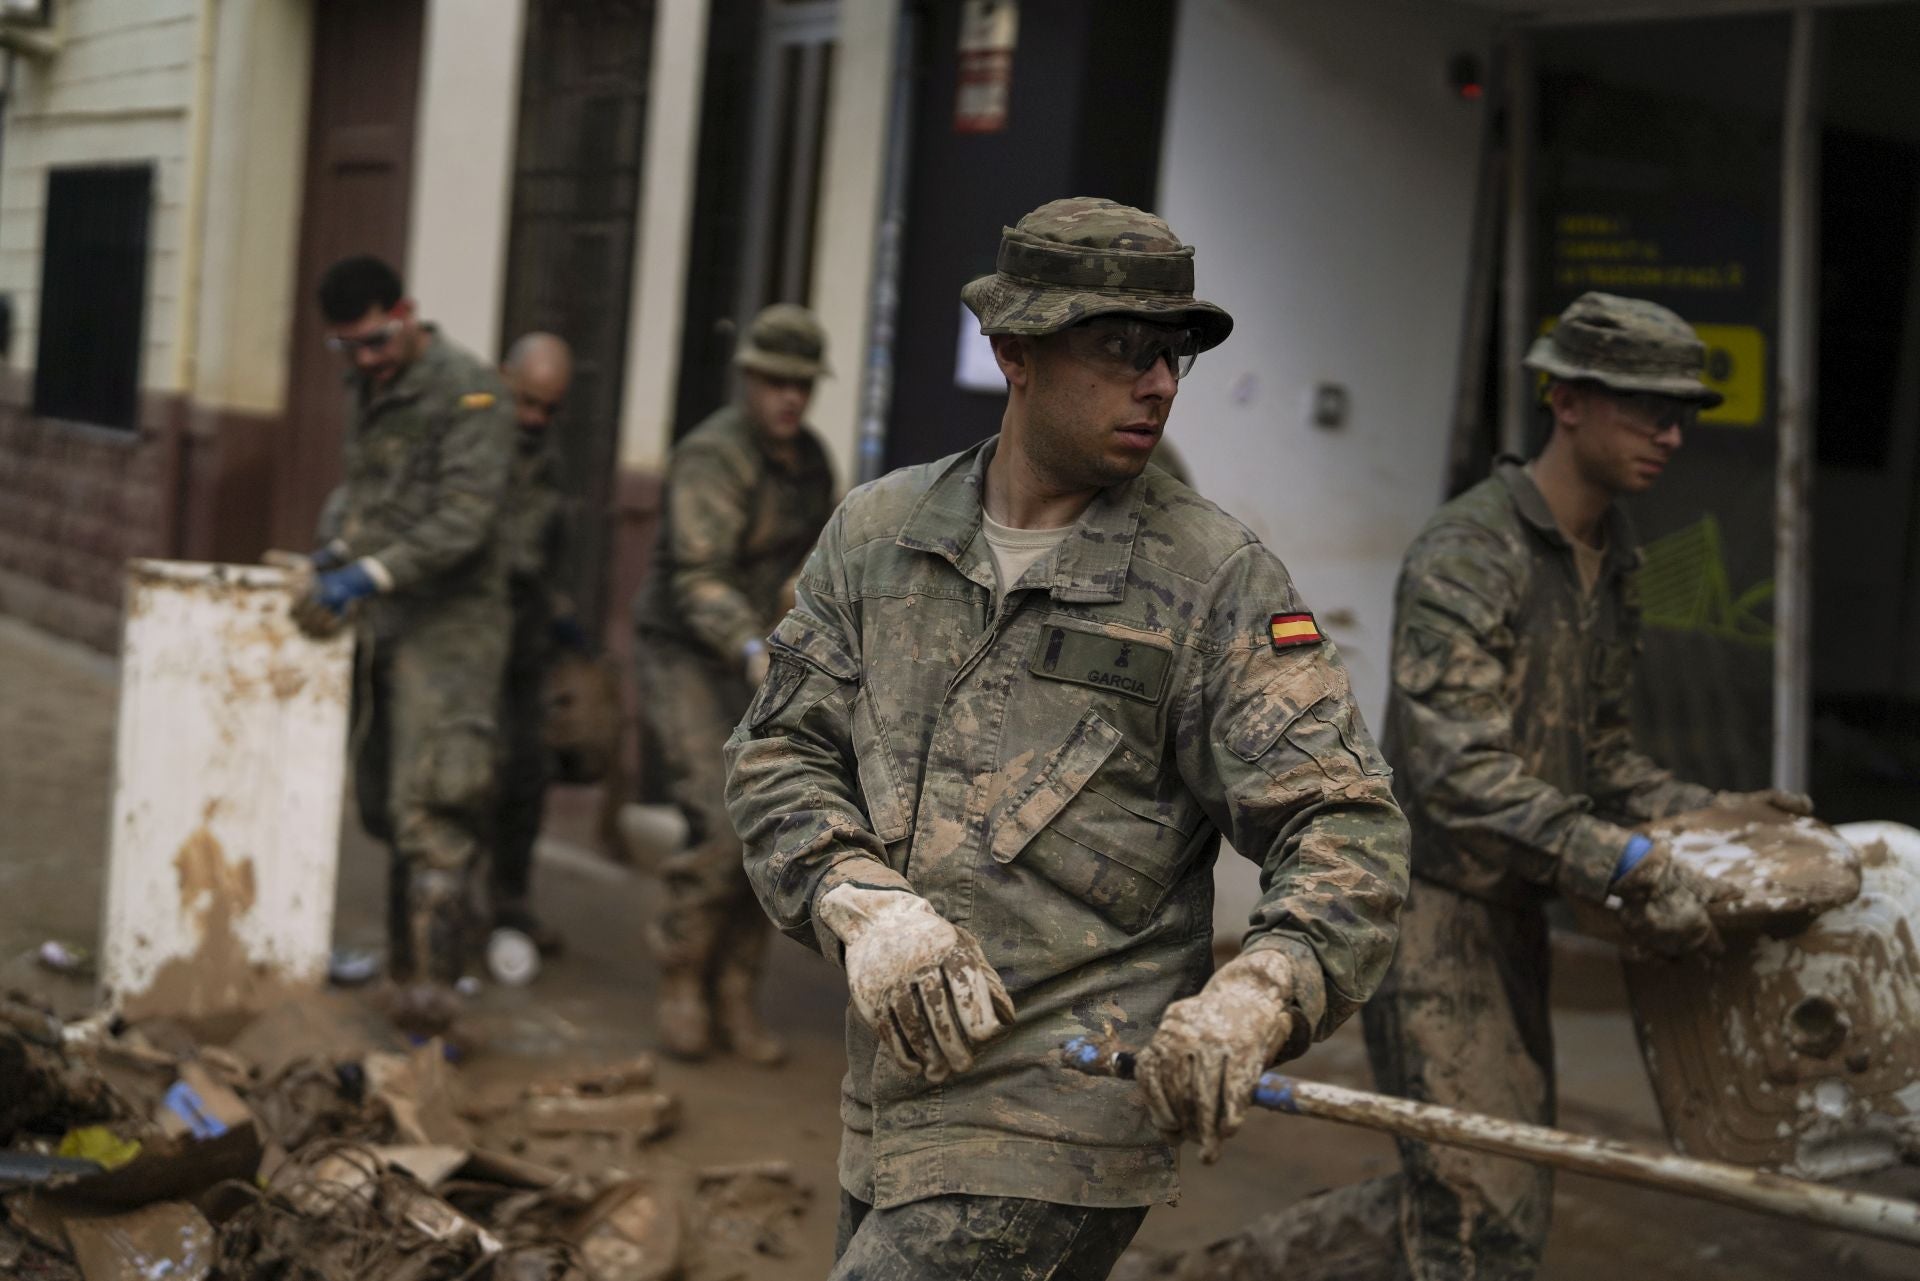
291, 561, 379, 638
816, 883, 1016, 1084
1136, 948, 1305, 1164
1714, 788, 1814, 817
1612, 835, 1724, 958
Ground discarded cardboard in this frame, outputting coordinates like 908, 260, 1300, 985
576, 1177, 686, 1281
523, 1091, 679, 1140
525, 1053, 658, 1099
64, 1201, 213, 1281
159, 1061, 252, 1141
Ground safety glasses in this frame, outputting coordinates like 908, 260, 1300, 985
325, 319, 403, 355
1061, 318, 1204, 380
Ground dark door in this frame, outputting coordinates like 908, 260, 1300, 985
275, 0, 426, 550
885, 0, 1175, 470
497, 0, 656, 633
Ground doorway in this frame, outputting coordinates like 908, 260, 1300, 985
498, 0, 657, 633
1808, 4, 1920, 826
275, 0, 426, 550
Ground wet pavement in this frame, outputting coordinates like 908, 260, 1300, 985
2, 615, 1916, 1278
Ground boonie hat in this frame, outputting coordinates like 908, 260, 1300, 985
961, 197, 1233, 350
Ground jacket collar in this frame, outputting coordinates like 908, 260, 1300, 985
897, 437, 1145, 603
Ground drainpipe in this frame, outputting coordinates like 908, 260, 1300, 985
853, 6, 916, 485
1773, 7, 1821, 791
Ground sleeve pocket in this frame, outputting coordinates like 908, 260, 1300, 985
1226, 661, 1336, 762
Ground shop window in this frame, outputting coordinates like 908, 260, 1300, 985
33, 164, 152, 430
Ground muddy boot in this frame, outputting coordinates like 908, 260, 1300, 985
656, 963, 714, 1060
715, 960, 787, 1067
718, 925, 783, 1067
389, 869, 466, 1038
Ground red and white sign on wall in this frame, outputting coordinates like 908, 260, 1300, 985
954, 0, 1019, 135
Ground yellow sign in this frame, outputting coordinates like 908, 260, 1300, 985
1693, 324, 1765, 427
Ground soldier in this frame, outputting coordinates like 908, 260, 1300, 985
632, 304, 838, 1065
295, 255, 517, 1032
1365, 291, 1812, 1279
726, 198, 1409, 1278
492, 332, 584, 956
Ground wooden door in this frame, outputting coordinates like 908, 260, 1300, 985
275, 0, 426, 550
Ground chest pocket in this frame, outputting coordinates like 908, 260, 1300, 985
987, 710, 1199, 934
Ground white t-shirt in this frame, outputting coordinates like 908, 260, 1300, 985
981, 510, 1075, 604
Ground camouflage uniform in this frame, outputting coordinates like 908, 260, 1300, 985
1362, 294, 1721, 1280
493, 430, 571, 921
324, 326, 518, 985
726, 200, 1407, 1273
632, 309, 836, 1053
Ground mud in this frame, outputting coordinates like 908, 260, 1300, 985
1639, 798, 1862, 930
1627, 819, 1920, 1179
115, 818, 295, 1037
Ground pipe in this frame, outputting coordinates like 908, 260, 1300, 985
1773, 7, 1820, 792
1062, 1038, 1920, 1250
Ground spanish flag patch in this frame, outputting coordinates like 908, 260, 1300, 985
460, 392, 496, 410
1269, 612, 1324, 650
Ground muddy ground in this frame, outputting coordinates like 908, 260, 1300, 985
2, 615, 1916, 1279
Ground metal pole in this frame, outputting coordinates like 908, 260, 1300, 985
1774, 8, 1820, 792
1497, 27, 1534, 460
1063, 1040, 1920, 1250
853, 3, 917, 485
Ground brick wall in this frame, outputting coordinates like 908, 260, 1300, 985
0, 377, 177, 650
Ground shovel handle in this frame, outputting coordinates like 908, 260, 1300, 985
1060, 1038, 1920, 1249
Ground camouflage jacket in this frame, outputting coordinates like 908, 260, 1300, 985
631, 405, 835, 660
327, 327, 517, 628
725, 440, 1407, 1209
1382, 458, 1712, 907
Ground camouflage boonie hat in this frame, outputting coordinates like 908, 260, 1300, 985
734, 303, 831, 379
961, 197, 1233, 349
1525, 292, 1723, 407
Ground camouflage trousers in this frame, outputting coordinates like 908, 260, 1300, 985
832, 1191, 1148, 1280
1361, 877, 1554, 1281
492, 602, 553, 910
354, 598, 510, 975
632, 635, 764, 970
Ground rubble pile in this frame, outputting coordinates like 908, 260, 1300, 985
0, 991, 809, 1280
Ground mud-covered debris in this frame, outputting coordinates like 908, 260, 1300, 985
576, 1176, 686, 1281
695, 1161, 811, 1260
525, 1054, 658, 1099
64, 1200, 214, 1281
523, 1091, 679, 1141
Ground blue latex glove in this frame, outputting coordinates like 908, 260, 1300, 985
309, 544, 347, 573
549, 615, 590, 653
312, 562, 379, 615
1613, 834, 1654, 883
